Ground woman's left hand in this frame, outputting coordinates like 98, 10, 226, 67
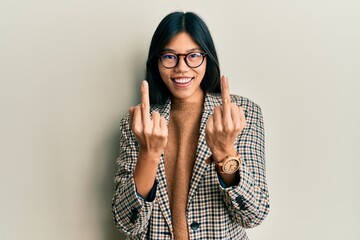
205, 76, 247, 163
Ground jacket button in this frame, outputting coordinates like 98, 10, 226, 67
129, 207, 139, 223
236, 196, 248, 210
190, 222, 200, 230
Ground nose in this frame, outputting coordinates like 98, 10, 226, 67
174, 56, 190, 72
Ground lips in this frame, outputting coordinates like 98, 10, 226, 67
171, 77, 193, 84
171, 77, 194, 88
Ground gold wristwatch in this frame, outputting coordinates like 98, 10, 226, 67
216, 155, 241, 174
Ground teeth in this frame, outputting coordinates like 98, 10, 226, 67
173, 78, 192, 84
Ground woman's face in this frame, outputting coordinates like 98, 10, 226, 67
158, 32, 206, 103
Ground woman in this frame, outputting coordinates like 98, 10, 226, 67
112, 11, 269, 239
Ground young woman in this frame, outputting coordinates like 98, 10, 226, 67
112, 11, 269, 239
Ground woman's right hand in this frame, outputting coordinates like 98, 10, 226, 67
129, 80, 168, 162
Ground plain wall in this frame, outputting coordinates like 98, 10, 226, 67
1, 0, 359, 239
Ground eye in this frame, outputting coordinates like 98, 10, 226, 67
161, 54, 177, 60
188, 52, 202, 59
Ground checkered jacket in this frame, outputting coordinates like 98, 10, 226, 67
112, 93, 270, 239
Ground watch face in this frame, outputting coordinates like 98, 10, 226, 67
223, 159, 240, 174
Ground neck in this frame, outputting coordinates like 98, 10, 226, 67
171, 89, 205, 105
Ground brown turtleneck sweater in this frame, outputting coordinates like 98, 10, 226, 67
164, 101, 203, 240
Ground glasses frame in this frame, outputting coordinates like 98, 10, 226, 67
159, 52, 207, 69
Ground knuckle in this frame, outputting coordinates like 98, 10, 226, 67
143, 127, 152, 136
234, 121, 242, 130
152, 128, 161, 137
223, 98, 230, 104
215, 125, 223, 133
234, 124, 242, 132
223, 122, 233, 131
133, 125, 142, 136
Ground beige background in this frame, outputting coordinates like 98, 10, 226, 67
1, 0, 359, 239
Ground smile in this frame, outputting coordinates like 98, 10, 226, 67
171, 77, 194, 84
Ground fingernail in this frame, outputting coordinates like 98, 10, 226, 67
223, 75, 228, 83
142, 80, 148, 89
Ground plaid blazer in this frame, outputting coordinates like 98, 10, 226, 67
112, 93, 270, 239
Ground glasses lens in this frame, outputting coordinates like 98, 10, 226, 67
186, 53, 204, 68
160, 53, 178, 68
160, 52, 205, 68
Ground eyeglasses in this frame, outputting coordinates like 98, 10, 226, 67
159, 52, 207, 69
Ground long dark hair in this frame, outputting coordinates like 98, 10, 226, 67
146, 11, 221, 105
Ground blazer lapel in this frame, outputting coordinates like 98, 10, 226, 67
152, 99, 174, 234
156, 154, 173, 234
186, 93, 214, 209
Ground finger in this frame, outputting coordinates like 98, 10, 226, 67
152, 111, 160, 133
129, 107, 135, 128
132, 106, 142, 134
221, 75, 231, 121
213, 106, 223, 132
239, 106, 247, 129
230, 103, 241, 131
206, 114, 214, 134
141, 80, 151, 125
160, 116, 168, 140
160, 117, 168, 137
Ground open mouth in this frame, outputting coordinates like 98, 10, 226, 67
171, 77, 194, 87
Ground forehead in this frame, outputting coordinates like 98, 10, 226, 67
164, 32, 201, 52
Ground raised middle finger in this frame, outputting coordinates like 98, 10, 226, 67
221, 75, 232, 121
141, 80, 151, 125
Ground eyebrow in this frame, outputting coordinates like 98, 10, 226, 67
162, 47, 203, 53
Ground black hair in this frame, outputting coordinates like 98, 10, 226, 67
146, 11, 221, 105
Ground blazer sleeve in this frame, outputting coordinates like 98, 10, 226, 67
112, 114, 157, 236
218, 101, 270, 228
